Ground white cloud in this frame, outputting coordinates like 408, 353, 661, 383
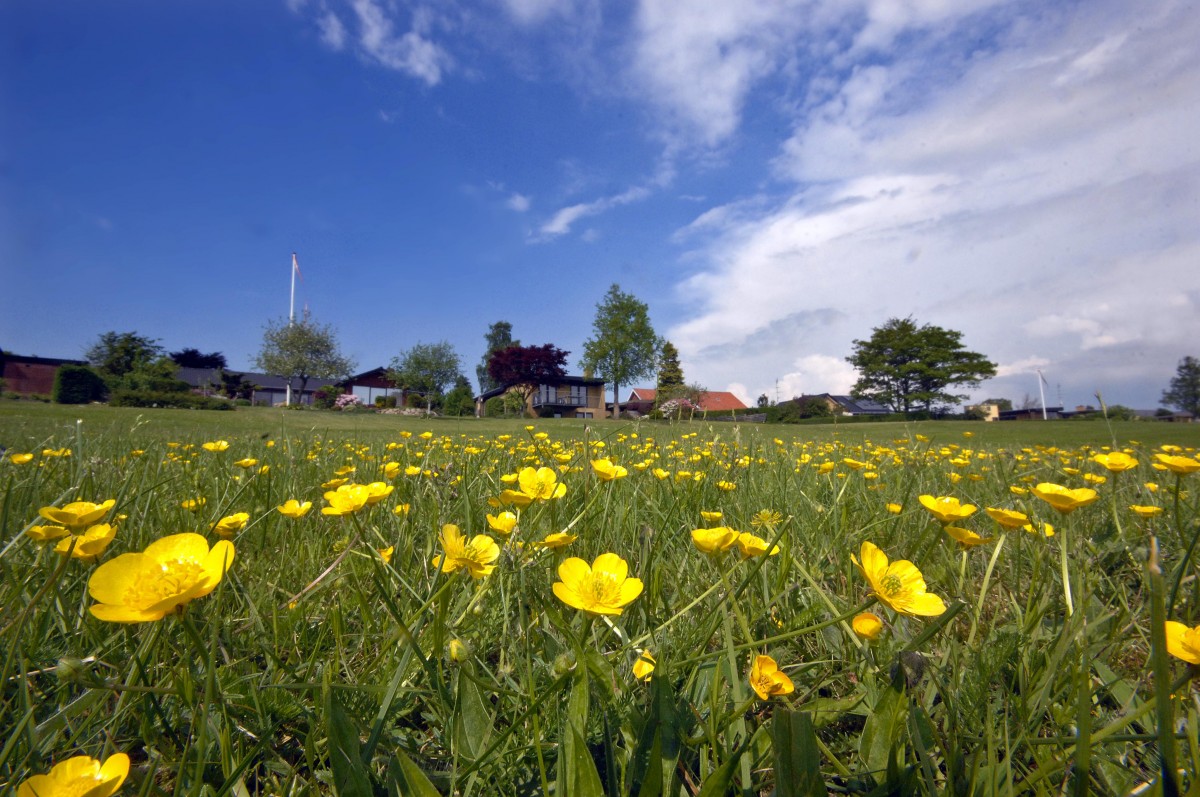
669, 0, 1200, 408
499, 0, 569, 25
317, 10, 348, 50
506, 192, 531, 212
537, 185, 650, 239
350, 0, 451, 85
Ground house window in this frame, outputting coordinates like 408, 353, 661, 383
571, 384, 586, 404
537, 384, 553, 404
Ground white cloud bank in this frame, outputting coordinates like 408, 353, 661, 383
664, 0, 1200, 408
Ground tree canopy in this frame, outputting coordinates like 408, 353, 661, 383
656, 341, 685, 402
477, 321, 518, 394
1162, 355, 1200, 416
388, 341, 463, 413
85, 331, 164, 378
170, 348, 227, 370
581, 284, 661, 418
846, 317, 996, 414
254, 312, 355, 404
487, 344, 569, 409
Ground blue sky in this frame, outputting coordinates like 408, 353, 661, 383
4, 0, 1198, 410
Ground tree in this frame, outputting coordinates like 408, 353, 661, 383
477, 321, 518, 394
1162, 356, 1200, 416
254, 311, 355, 404
984, 397, 1014, 412
656, 341, 685, 399
487, 344, 569, 412
846, 317, 996, 415
388, 341, 463, 413
85, 331, 164, 378
170, 348, 227, 369
581, 284, 661, 419
442, 375, 476, 417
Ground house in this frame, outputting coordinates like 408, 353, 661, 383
340, 367, 402, 405
0, 353, 88, 395
779, 394, 891, 416
965, 401, 1002, 421
998, 406, 1064, 420
620, 388, 748, 415
475, 375, 606, 419
175, 367, 338, 406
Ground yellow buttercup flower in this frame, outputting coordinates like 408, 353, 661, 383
749, 509, 784, 529
716, 480, 737, 492
735, 532, 780, 558
55, 524, 117, 560
690, 526, 739, 554
213, 512, 250, 538
1156, 453, 1200, 475
17, 752, 130, 797
277, 499, 313, 518
591, 458, 628, 481
432, 524, 499, 578
88, 533, 234, 622
363, 482, 394, 505
26, 524, 70, 542
944, 525, 993, 548
537, 531, 577, 549
552, 552, 643, 615
985, 507, 1028, 529
233, 458, 258, 469
1022, 520, 1055, 537
1092, 452, 1137, 472
852, 541, 946, 617
378, 546, 394, 564
181, 497, 206, 512
486, 511, 518, 535
632, 650, 656, 681
38, 499, 116, 530
518, 466, 568, 500
322, 484, 371, 516
918, 495, 977, 523
202, 440, 230, 452
1031, 483, 1099, 514
8, 452, 34, 465
321, 477, 348, 489
852, 612, 885, 640
1164, 621, 1200, 664
700, 510, 724, 522
885, 503, 902, 515
652, 468, 670, 480
393, 503, 411, 516
1130, 505, 1163, 518
749, 654, 794, 700
383, 461, 401, 479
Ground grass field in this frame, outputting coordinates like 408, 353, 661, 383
2, 401, 1199, 795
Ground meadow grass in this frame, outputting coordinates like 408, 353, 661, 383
2, 401, 1199, 795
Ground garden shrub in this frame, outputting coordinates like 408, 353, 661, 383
53, 365, 108, 404
108, 389, 232, 410
313, 384, 342, 410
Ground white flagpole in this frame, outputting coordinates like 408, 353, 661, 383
286, 253, 297, 405
1036, 369, 1048, 420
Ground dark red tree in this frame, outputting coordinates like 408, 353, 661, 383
487, 344, 569, 404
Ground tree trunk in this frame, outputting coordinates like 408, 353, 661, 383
611, 381, 620, 419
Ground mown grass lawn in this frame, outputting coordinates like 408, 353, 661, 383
2, 400, 1199, 795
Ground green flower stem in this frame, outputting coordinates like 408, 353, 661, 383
1059, 521, 1074, 617
1147, 535, 1181, 795
967, 534, 1007, 647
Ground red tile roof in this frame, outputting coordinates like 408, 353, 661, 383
625, 388, 747, 412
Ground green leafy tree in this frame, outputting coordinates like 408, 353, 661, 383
477, 321, 518, 393
846, 317, 996, 415
656, 341, 684, 393
442, 374, 476, 417
581, 284, 661, 418
85, 331, 164, 378
388, 341, 463, 413
254, 311, 356, 405
1162, 356, 1200, 416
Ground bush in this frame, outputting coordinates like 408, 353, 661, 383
334, 393, 364, 411
108, 390, 233, 410
53, 365, 108, 404
313, 385, 343, 410
374, 395, 398, 409
233, 398, 252, 407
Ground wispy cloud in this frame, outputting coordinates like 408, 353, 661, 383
348, 0, 451, 85
506, 192, 531, 212
317, 10, 347, 50
536, 185, 650, 240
